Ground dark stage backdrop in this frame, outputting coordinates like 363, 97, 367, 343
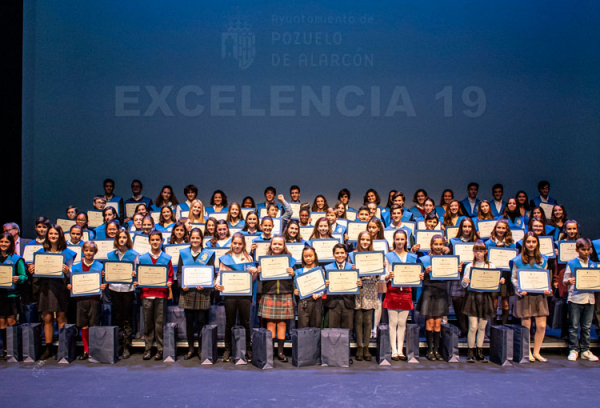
22, 0, 600, 236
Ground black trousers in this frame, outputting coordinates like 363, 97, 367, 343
328, 302, 354, 329
110, 290, 134, 349
297, 298, 323, 329
452, 296, 468, 335
224, 296, 252, 350
184, 308, 209, 351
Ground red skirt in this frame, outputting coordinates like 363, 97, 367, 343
382, 283, 413, 311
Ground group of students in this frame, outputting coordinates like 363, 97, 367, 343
1, 178, 600, 364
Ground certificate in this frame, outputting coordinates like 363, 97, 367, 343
477, 220, 496, 239
133, 235, 151, 256
70, 272, 102, 297
34, 253, 64, 278
468, 268, 501, 292
383, 229, 396, 248
558, 241, 577, 264
243, 234, 261, 252
416, 221, 426, 231
182, 266, 214, 288
272, 217, 282, 235
68, 245, 82, 264
400, 222, 416, 234
354, 251, 385, 276
453, 243, 475, 264
346, 211, 357, 221
310, 212, 326, 223
391, 263, 422, 287
299, 226, 314, 240
211, 212, 228, 222
180, 211, 190, 219
164, 244, 189, 266
220, 271, 252, 296
125, 203, 138, 218
259, 208, 280, 218
574, 268, 600, 292
326, 269, 359, 295
538, 237, 555, 258
82, 231, 91, 242
0, 265, 15, 289
517, 269, 550, 293
162, 232, 172, 244
289, 203, 301, 220
240, 208, 255, 220
488, 248, 518, 270
56, 218, 76, 232
211, 247, 230, 269
332, 233, 344, 244
336, 219, 348, 229
136, 265, 168, 288
445, 226, 460, 240
230, 228, 242, 235
92, 239, 114, 260
511, 229, 525, 243
373, 240, 389, 254
23, 244, 43, 263
150, 212, 161, 225
294, 267, 326, 299
430, 256, 460, 280
539, 203, 554, 220
310, 239, 338, 263
415, 230, 444, 251
87, 211, 104, 228
346, 221, 367, 242
104, 261, 134, 284
105, 201, 120, 215
259, 255, 292, 280
254, 241, 270, 260
286, 243, 305, 265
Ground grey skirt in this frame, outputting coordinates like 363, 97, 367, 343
514, 294, 549, 318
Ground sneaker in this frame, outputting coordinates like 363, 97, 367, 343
567, 350, 578, 361
581, 350, 599, 361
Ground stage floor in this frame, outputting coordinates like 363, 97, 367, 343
3, 352, 600, 407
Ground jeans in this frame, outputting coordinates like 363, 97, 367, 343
568, 301, 594, 352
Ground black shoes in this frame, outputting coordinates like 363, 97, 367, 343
143, 350, 152, 360
122, 347, 131, 360
277, 353, 288, 362
222, 350, 231, 363
78, 352, 89, 361
40, 345, 53, 361
184, 351, 196, 360
476, 348, 488, 363
246, 350, 252, 363
363, 348, 372, 362
467, 348, 476, 363
154, 351, 163, 361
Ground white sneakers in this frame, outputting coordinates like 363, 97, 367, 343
568, 350, 578, 361
581, 350, 599, 361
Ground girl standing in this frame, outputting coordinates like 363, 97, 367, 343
294, 246, 324, 329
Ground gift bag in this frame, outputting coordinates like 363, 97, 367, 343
209, 305, 226, 341
163, 323, 177, 362
100, 303, 112, 326
441, 324, 460, 363
22, 323, 42, 363
506, 324, 530, 364
489, 326, 512, 366
376, 324, 392, 366
551, 297, 567, 330
57, 324, 78, 364
405, 324, 420, 364
166, 306, 187, 341
251, 328, 273, 370
410, 309, 426, 337
21, 302, 39, 324
200, 324, 218, 365
291, 328, 321, 367
320, 328, 350, 368
89, 326, 119, 364
232, 326, 247, 365
6, 325, 23, 362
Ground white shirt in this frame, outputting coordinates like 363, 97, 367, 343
468, 198, 477, 213
108, 249, 138, 293
494, 200, 503, 214
564, 259, 595, 305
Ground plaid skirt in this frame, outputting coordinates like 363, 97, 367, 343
178, 288, 211, 310
258, 294, 295, 320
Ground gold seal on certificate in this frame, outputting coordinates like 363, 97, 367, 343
0, 265, 14, 288
327, 269, 359, 294
260, 255, 291, 280
71, 273, 101, 296
354, 251, 384, 276
136, 265, 168, 288
430, 256, 459, 280
34, 253, 64, 277
104, 261, 134, 284
469, 268, 501, 292
575, 268, 600, 291
488, 248, 518, 270
182, 266, 214, 288
517, 269, 550, 293
220, 272, 252, 295
392, 263, 422, 287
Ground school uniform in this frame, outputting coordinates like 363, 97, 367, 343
510, 255, 549, 318
294, 266, 324, 329
349, 252, 379, 350
71, 260, 103, 328
460, 198, 481, 218
205, 238, 232, 248
564, 258, 597, 353
156, 223, 175, 233
0, 254, 27, 317
490, 200, 506, 218
530, 196, 557, 208
175, 201, 192, 221
104, 195, 124, 221
36, 248, 77, 313
416, 255, 449, 317
124, 195, 153, 211
324, 261, 355, 329
461, 262, 497, 319
448, 237, 472, 335
258, 255, 296, 320
94, 224, 107, 240
485, 239, 517, 298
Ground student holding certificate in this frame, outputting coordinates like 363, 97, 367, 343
123, 179, 153, 217
241, 211, 260, 235
485, 219, 516, 325
68, 241, 106, 360
366, 217, 386, 337
550, 205, 568, 241
67, 225, 84, 247
441, 200, 466, 229
74, 212, 95, 240
156, 206, 176, 233
175, 184, 199, 221
0, 233, 27, 360
177, 228, 213, 360
527, 207, 556, 237
106, 228, 139, 359
256, 236, 295, 362
383, 230, 420, 361
206, 190, 228, 215
562, 238, 599, 362
136, 230, 173, 361
203, 218, 217, 240
151, 185, 179, 212
93, 207, 118, 240
530, 180, 558, 209
476, 200, 496, 223
226, 202, 245, 229
515, 190, 532, 220
461, 241, 502, 363
27, 225, 77, 360
417, 235, 452, 361
510, 232, 551, 362
283, 220, 307, 245
502, 198, 525, 230
206, 220, 232, 248
168, 222, 189, 245
215, 233, 257, 363
326, 208, 346, 235
184, 199, 206, 232
294, 247, 325, 329
349, 231, 382, 362
309, 217, 334, 240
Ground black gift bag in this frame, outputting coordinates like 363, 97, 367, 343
376, 324, 392, 366
21, 302, 39, 324
163, 323, 177, 362
291, 328, 321, 367
200, 324, 218, 365
6, 325, 23, 362
551, 297, 568, 330
489, 326, 512, 366
209, 305, 226, 341
320, 328, 350, 368
441, 324, 460, 363
89, 326, 119, 364
100, 303, 112, 326
405, 324, 420, 364
232, 326, 247, 365
251, 328, 273, 370
506, 324, 530, 364
166, 306, 187, 341
22, 323, 42, 363
57, 324, 78, 364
